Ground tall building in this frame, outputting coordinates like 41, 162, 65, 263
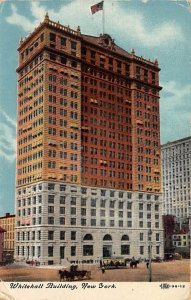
162, 136, 191, 225
15, 14, 163, 265
0, 213, 15, 262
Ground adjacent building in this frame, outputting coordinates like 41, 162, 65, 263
15, 14, 163, 265
0, 213, 15, 262
171, 229, 190, 257
0, 227, 6, 263
162, 136, 191, 226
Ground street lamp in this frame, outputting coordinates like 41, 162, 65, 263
148, 229, 152, 282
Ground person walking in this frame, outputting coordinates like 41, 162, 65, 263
146, 260, 149, 269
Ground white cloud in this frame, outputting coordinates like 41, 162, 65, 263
5, 0, 184, 47
0, 110, 16, 163
6, 3, 36, 32
160, 81, 191, 143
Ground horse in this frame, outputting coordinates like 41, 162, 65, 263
59, 270, 74, 281
59, 269, 91, 281
130, 260, 139, 268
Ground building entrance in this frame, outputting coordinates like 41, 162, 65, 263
103, 245, 112, 258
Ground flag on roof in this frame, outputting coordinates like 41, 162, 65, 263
91, 1, 104, 15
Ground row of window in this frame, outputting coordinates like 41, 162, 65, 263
16, 244, 161, 258
17, 184, 160, 201
17, 216, 160, 228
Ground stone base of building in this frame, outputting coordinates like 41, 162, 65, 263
15, 181, 164, 265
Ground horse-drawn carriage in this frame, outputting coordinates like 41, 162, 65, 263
59, 265, 91, 281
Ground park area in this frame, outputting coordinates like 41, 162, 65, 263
0, 259, 190, 282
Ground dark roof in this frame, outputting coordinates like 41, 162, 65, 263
0, 214, 15, 220
82, 34, 131, 59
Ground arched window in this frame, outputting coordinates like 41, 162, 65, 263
121, 235, 129, 241
103, 234, 112, 241
83, 234, 93, 241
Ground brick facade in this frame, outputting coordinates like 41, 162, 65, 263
15, 14, 163, 265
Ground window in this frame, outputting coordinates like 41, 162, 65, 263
70, 218, 76, 225
81, 219, 86, 226
100, 220, 105, 226
48, 206, 54, 213
110, 210, 114, 217
118, 201, 123, 209
49, 33, 56, 42
61, 56, 67, 64
110, 200, 115, 208
156, 233, 160, 241
60, 231, 65, 240
71, 197, 76, 205
48, 195, 54, 203
48, 231, 54, 240
121, 235, 129, 241
61, 37, 66, 46
140, 246, 144, 255
60, 217, 65, 225
60, 184, 66, 191
140, 233, 144, 241
48, 217, 54, 224
155, 204, 159, 211
71, 207, 76, 215
81, 208, 86, 216
48, 183, 55, 190
71, 246, 76, 256
156, 245, 160, 255
81, 198, 86, 206
71, 41, 77, 50
60, 207, 65, 214
83, 234, 93, 241
91, 199, 96, 207
60, 246, 65, 259
121, 245, 130, 255
91, 219, 96, 226
71, 60, 77, 68
103, 234, 112, 241
83, 245, 93, 256
147, 222, 151, 228
48, 246, 54, 257
60, 196, 65, 204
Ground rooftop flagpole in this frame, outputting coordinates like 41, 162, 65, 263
90, 1, 105, 33
102, 1, 105, 34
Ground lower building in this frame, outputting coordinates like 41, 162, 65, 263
0, 227, 6, 263
172, 229, 190, 258
15, 182, 163, 265
0, 213, 15, 263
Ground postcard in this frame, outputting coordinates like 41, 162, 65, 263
0, 0, 190, 300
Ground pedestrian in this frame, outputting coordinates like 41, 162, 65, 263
146, 261, 149, 269
100, 260, 102, 268
101, 266, 105, 274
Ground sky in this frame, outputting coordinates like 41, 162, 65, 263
0, 0, 191, 215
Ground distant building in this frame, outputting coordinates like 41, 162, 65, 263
162, 215, 176, 252
0, 227, 6, 263
162, 136, 191, 225
15, 14, 163, 265
172, 229, 190, 257
0, 213, 15, 262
